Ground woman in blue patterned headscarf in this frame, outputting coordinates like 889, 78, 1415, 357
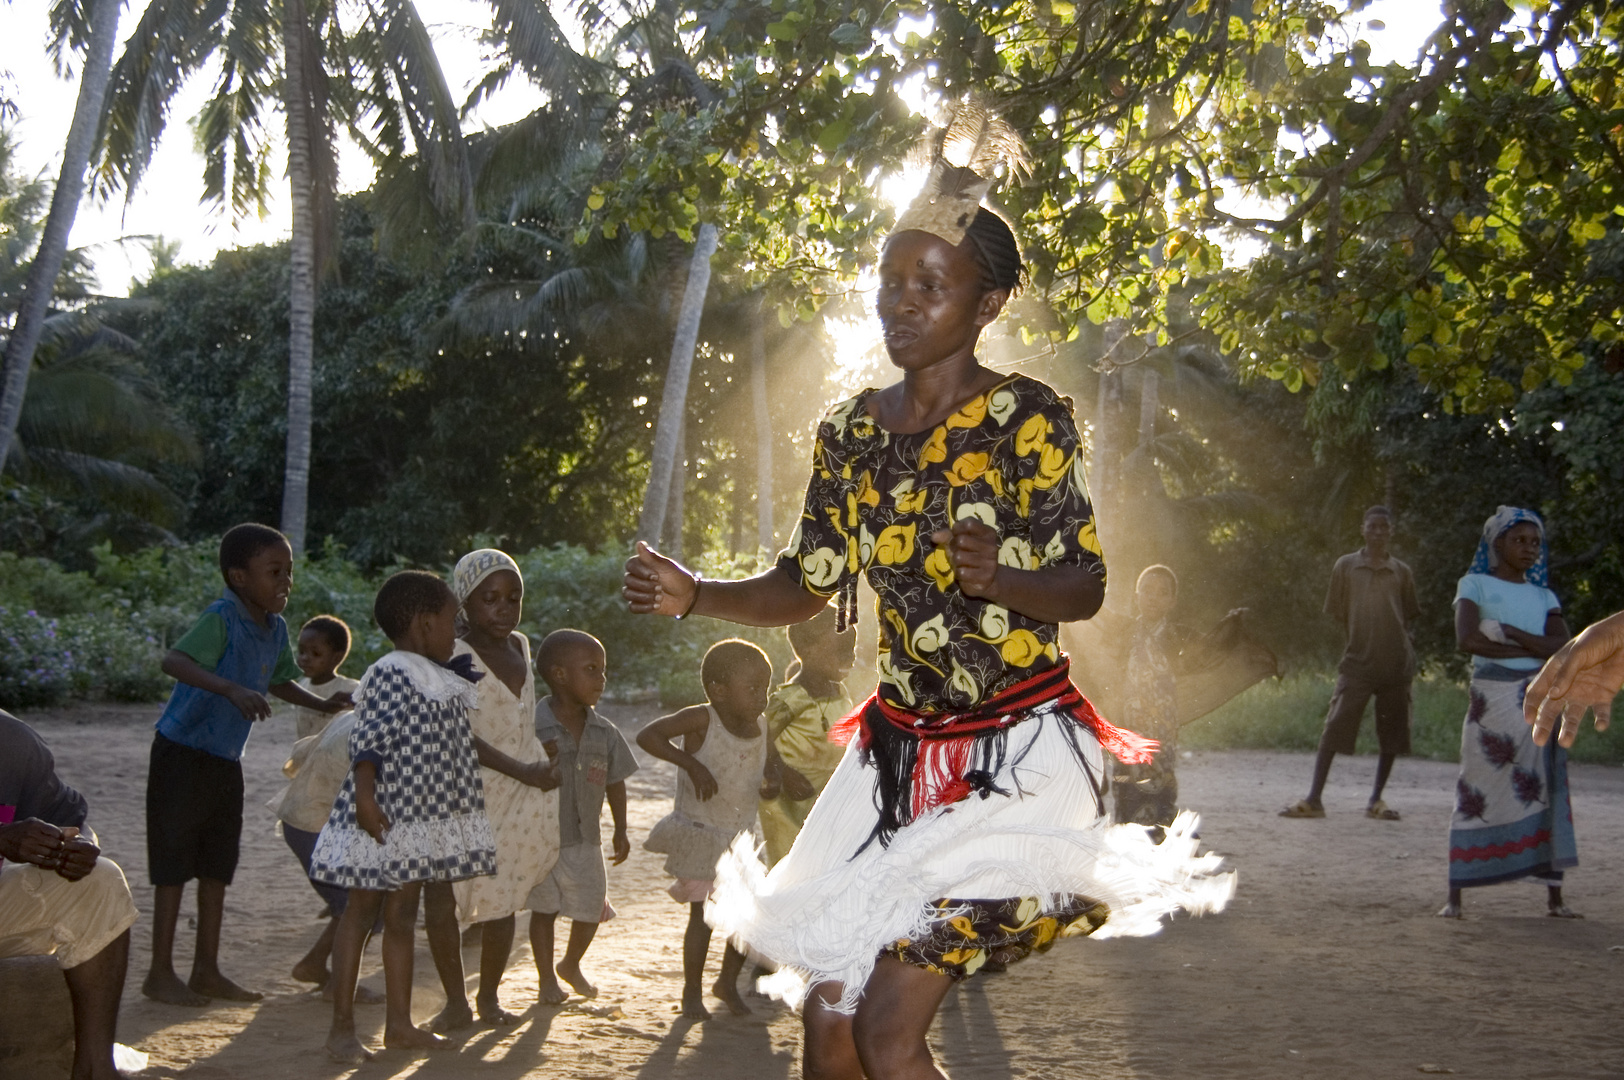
1442, 506, 1576, 918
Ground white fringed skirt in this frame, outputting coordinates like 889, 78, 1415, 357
707, 706, 1235, 1013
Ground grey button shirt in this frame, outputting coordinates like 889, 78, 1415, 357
535, 700, 638, 848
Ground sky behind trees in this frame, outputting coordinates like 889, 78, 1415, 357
1, 0, 1440, 297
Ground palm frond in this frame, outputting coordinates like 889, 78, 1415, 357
9, 447, 187, 525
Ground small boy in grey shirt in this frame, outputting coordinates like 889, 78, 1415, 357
527, 630, 637, 1004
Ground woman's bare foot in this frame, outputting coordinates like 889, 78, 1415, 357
187, 971, 263, 1002
291, 958, 328, 985
1436, 901, 1463, 918
430, 1001, 475, 1033
680, 987, 711, 1019
712, 977, 752, 1016
384, 1023, 450, 1051
556, 959, 597, 999
142, 970, 209, 1007
476, 996, 520, 1025
325, 1029, 375, 1065
536, 978, 570, 1006
1548, 904, 1584, 918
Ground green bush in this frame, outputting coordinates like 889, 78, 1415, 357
1182, 669, 1624, 766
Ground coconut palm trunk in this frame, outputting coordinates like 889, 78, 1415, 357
280, 0, 319, 555
0, 0, 121, 471
637, 221, 718, 545
750, 296, 773, 554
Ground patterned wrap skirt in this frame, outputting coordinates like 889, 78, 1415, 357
1448, 665, 1577, 888
707, 702, 1234, 1013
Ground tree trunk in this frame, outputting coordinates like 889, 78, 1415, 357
663, 409, 686, 559
1137, 368, 1158, 447
751, 296, 774, 555
280, 0, 318, 555
0, 0, 121, 470
637, 222, 718, 545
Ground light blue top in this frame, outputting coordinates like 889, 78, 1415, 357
1454, 573, 1561, 672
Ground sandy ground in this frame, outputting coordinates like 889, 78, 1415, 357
15, 701, 1624, 1080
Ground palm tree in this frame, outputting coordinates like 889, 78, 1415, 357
0, 0, 122, 477
91, 0, 470, 554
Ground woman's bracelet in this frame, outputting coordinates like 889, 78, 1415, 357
675, 572, 702, 620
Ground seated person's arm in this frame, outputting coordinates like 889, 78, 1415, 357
0, 818, 99, 880
606, 780, 630, 865
1501, 612, 1571, 660
162, 650, 272, 721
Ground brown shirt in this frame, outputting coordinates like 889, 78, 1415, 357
1325, 550, 1420, 680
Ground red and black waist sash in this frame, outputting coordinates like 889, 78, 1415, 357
828, 656, 1158, 851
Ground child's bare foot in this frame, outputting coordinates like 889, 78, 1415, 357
188, 972, 263, 1002
536, 978, 570, 1006
475, 996, 520, 1025
290, 958, 328, 985
325, 1031, 375, 1065
712, 977, 752, 1016
142, 971, 209, 1007
556, 959, 598, 999
384, 1023, 450, 1052
430, 1001, 475, 1033
680, 987, 711, 1019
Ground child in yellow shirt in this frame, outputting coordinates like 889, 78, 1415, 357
759, 605, 856, 867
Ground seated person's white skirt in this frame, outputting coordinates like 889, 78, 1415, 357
708, 706, 1235, 1012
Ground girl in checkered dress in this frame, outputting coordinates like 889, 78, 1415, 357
310, 571, 497, 1063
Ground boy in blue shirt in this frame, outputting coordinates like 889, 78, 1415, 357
142, 523, 351, 1007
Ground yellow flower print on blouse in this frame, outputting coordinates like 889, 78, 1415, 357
944, 451, 990, 488
873, 523, 917, 566
778, 376, 1105, 711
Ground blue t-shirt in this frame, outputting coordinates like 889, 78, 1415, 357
155, 588, 295, 760
1453, 573, 1561, 672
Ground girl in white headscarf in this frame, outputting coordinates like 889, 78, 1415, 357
433, 549, 562, 1028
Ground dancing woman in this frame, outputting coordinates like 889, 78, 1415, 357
623, 112, 1231, 1079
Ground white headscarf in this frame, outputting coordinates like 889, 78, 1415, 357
452, 548, 523, 615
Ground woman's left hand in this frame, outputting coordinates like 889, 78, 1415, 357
931, 518, 1001, 599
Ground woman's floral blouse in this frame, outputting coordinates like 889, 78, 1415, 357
777, 373, 1106, 712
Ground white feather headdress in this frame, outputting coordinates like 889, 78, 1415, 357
893, 100, 1030, 245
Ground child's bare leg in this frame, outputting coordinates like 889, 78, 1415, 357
713, 942, 751, 1016
556, 919, 600, 999
382, 883, 447, 1051
802, 981, 863, 1080
188, 877, 261, 1001
682, 902, 712, 1018
292, 917, 339, 985
475, 914, 520, 1023
421, 882, 472, 1033
849, 957, 954, 1080
143, 884, 208, 1006
326, 888, 384, 1063
530, 912, 569, 1005
1437, 886, 1463, 918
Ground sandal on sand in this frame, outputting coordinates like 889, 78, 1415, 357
1278, 800, 1325, 819
1365, 800, 1401, 820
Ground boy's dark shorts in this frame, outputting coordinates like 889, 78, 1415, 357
1319, 671, 1412, 756
146, 733, 244, 886
280, 824, 349, 915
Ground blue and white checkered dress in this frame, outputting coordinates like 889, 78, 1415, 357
311, 655, 497, 890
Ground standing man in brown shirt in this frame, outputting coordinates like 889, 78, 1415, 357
1282, 506, 1421, 819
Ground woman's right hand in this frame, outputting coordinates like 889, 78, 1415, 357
623, 541, 698, 617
